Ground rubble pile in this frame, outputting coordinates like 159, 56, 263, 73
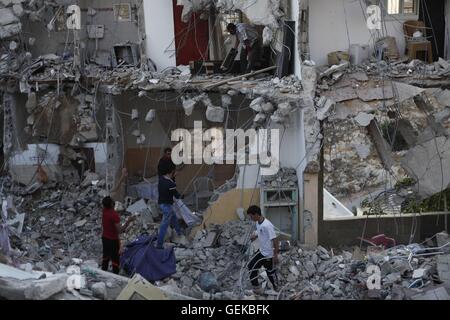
1, 177, 450, 301
159, 221, 450, 300
0, 0, 26, 40
0, 173, 151, 271
261, 168, 298, 189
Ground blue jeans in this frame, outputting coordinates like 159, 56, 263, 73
157, 204, 182, 248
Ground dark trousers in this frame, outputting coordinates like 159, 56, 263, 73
248, 251, 278, 289
102, 237, 120, 274
240, 39, 261, 74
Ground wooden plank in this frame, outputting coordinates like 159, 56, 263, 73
204, 66, 277, 89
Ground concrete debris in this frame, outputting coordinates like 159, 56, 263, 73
169, 222, 450, 300
145, 109, 156, 123
354, 112, 374, 127
436, 232, 450, 254
277, 102, 293, 116
198, 272, 219, 293
206, 106, 225, 123
319, 62, 350, 79
250, 97, 264, 112
254, 113, 266, 124
132, 129, 140, 137
411, 286, 450, 300
437, 255, 450, 282
91, 282, 107, 300
316, 97, 335, 121
181, 96, 196, 116
401, 136, 450, 198
131, 109, 139, 120
356, 86, 393, 102
0, 268, 68, 300
261, 168, 297, 189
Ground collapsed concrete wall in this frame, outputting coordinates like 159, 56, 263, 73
18, 1, 144, 67
0, 0, 25, 39
320, 67, 450, 210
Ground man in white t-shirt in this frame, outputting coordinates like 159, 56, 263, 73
247, 205, 279, 294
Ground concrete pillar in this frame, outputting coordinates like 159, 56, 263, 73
104, 94, 123, 195
3, 93, 15, 157
303, 172, 319, 246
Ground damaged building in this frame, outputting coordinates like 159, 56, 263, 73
0, 0, 450, 301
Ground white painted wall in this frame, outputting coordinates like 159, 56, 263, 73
236, 109, 306, 190
143, 0, 177, 71
237, 164, 260, 189
309, 0, 416, 66
10, 144, 60, 166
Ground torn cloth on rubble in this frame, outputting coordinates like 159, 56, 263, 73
120, 234, 176, 282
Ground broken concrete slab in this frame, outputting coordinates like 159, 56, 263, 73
349, 72, 369, 82
206, 106, 225, 123
357, 86, 394, 102
397, 119, 418, 147
437, 255, 450, 282
411, 286, 450, 300
386, 82, 425, 106
319, 62, 349, 79
401, 136, 450, 198
145, 109, 156, 122
316, 97, 335, 121
126, 199, 148, 214
354, 112, 375, 127
436, 232, 450, 254
0, 273, 68, 300
322, 86, 357, 103
0, 263, 40, 280
368, 119, 394, 170
434, 89, 450, 107
91, 282, 107, 300
181, 96, 196, 116
0, 8, 19, 26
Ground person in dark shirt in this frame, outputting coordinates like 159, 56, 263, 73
157, 166, 183, 249
158, 148, 176, 177
101, 195, 135, 274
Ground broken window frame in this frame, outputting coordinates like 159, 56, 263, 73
113, 3, 132, 22
383, 0, 419, 17
220, 10, 243, 36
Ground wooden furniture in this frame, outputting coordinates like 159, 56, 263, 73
403, 20, 433, 63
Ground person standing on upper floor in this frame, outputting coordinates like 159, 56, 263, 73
226, 22, 262, 74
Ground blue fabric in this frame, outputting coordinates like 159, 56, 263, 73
120, 234, 176, 282
157, 204, 181, 248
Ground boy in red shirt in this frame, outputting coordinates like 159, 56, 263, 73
101, 169, 135, 274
